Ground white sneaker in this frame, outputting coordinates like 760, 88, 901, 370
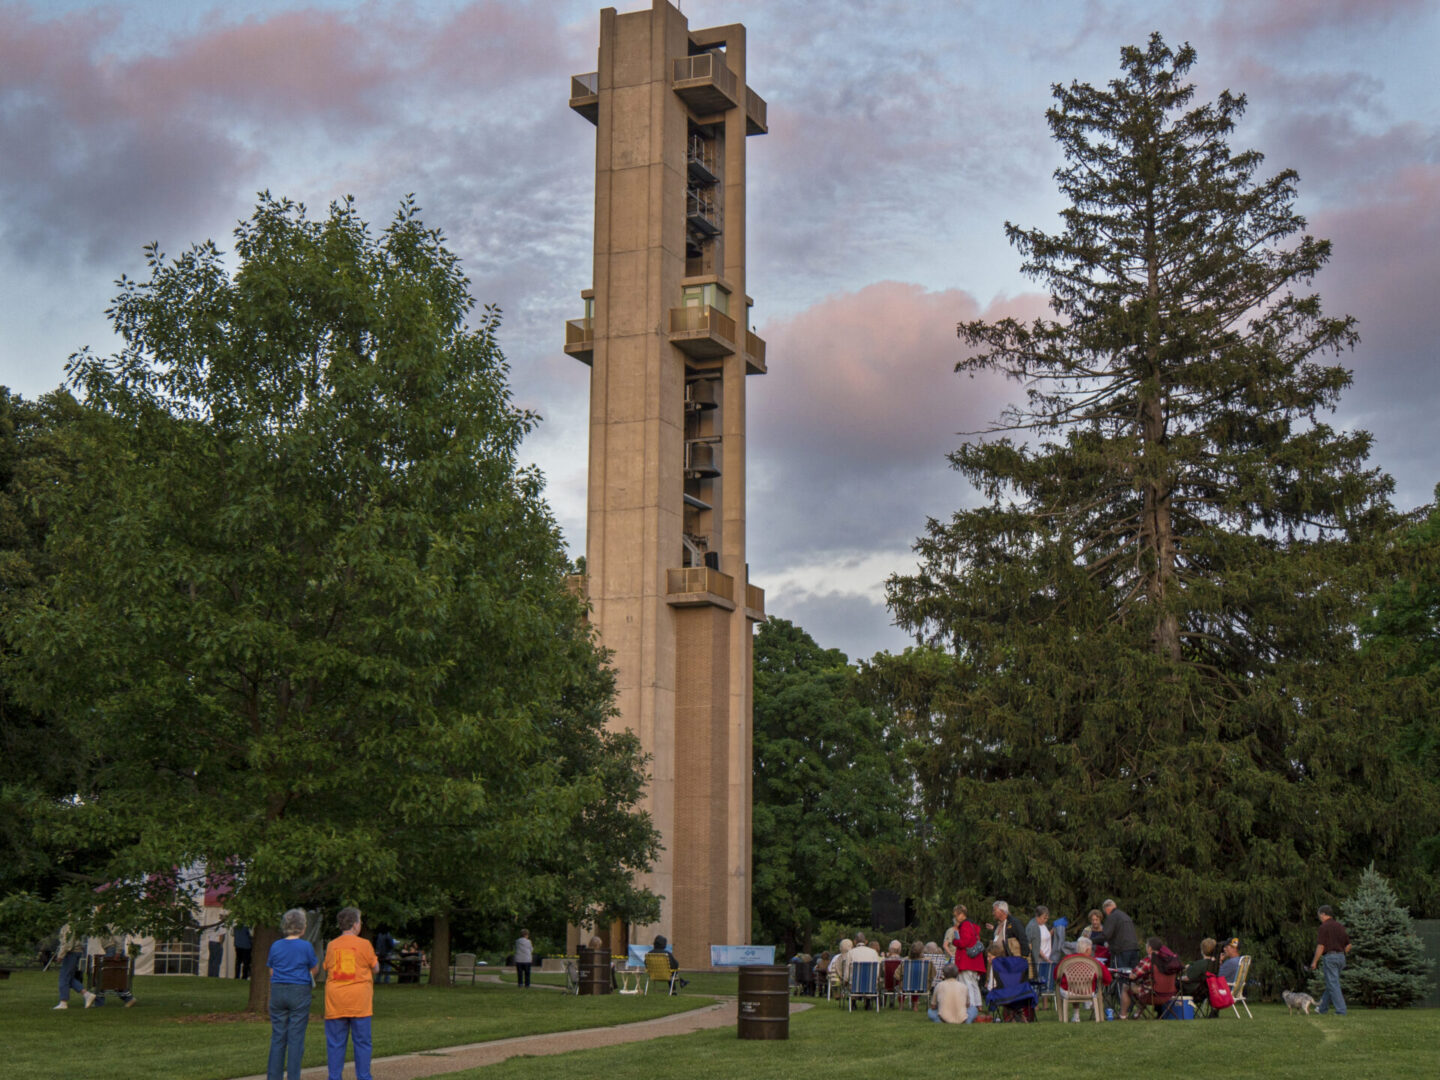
53, 1001, 68, 1010
83, 990, 96, 1008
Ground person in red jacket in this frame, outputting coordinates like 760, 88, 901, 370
950, 904, 986, 1023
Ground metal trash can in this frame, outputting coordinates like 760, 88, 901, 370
737, 964, 789, 1039
577, 947, 612, 996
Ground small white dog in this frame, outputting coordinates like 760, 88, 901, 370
1282, 990, 1316, 1014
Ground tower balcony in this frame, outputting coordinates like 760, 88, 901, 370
672, 54, 738, 114
687, 135, 718, 184
669, 305, 736, 359
745, 581, 766, 621
666, 566, 736, 610
744, 330, 766, 375
745, 87, 768, 135
686, 188, 722, 236
564, 317, 594, 365
570, 72, 599, 124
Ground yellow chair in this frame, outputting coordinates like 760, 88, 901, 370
644, 952, 678, 995
1229, 955, 1253, 1019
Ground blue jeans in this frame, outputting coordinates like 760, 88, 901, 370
58, 950, 85, 1002
1317, 953, 1347, 1015
267, 982, 312, 1080
325, 1015, 372, 1080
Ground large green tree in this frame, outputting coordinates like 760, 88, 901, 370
884, 36, 1435, 977
751, 617, 906, 953
6, 195, 655, 1008
1362, 487, 1440, 909
0, 388, 100, 950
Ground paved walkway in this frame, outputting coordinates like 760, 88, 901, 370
236, 998, 810, 1080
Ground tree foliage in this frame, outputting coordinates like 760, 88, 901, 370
5, 195, 656, 1005
0, 389, 99, 949
883, 36, 1435, 975
1307, 865, 1433, 1008
1362, 488, 1440, 903
751, 618, 906, 952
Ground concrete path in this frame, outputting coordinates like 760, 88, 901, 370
235, 998, 810, 1080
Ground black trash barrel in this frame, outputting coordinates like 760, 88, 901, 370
577, 947, 611, 996
737, 964, 789, 1039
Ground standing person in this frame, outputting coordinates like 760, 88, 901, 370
324, 907, 379, 1080
374, 928, 396, 984
1101, 900, 1140, 969
234, 926, 253, 980
267, 909, 319, 1080
987, 901, 1029, 961
208, 926, 227, 977
942, 906, 964, 962
1311, 905, 1351, 1016
52, 926, 96, 1010
952, 905, 985, 1023
514, 929, 533, 988
1025, 906, 1052, 975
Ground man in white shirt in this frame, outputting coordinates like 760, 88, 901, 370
848, 933, 881, 965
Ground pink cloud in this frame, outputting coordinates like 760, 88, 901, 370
754, 281, 1050, 472
1213, 0, 1429, 43
0, 2, 575, 267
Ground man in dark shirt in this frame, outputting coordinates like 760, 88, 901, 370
1101, 900, 1140, 969
1310, 905, 1351, 1016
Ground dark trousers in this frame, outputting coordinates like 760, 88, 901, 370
267, 982, 311, 1080
515, 962, 532, 987
235, 947, 253, 979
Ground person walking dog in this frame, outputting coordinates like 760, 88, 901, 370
1310, 905, 1351, 1016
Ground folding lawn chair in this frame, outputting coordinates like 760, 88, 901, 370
985, 956, 1039, 1022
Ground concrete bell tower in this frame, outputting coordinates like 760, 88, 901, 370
563, 0, 767, 961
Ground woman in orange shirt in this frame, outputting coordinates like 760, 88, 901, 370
323, 908, 380, 1080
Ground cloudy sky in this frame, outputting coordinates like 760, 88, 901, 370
2, 0, 1437, 661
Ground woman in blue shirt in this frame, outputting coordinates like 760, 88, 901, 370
266, 909, 320, 1080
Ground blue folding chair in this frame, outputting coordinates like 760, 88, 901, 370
1031, 960, 1057, 1011
896, 957, 931, 1011
846, 960, 880, 1012
986, 956, 1039, 1022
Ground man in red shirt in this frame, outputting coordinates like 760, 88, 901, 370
1310, 905, 1351, 1016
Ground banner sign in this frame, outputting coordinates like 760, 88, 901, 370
626, 944, 672, 967
709, 945, 776, 967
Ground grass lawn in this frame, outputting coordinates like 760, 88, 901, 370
0, 970, 699, 1080
451, 998, 1440, 1080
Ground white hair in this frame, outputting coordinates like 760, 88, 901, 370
1074, 937, 1093, 954
994, 901, 1010, 915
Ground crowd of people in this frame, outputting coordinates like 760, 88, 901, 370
790, 897, 1349, 1023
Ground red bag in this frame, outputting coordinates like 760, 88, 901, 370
1205, 972, 1234, 1010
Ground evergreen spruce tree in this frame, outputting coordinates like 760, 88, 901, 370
885, 35, 1434, 969
1307, 865, 1432, 1008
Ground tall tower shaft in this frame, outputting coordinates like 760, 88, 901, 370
565, 0, 766, 958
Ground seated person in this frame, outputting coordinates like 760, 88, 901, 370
832, 939, 853, 988
1218, 938, 1241, 983
649, 934, 686, 988
1181, 938, 1219, 1000
1119, 936, 1180, 1018
984, 941, 1005, 992
927, 963, 971, 1023
924, 941, 947, 987
1057, 936, 1112, 1014
813, 949, 831, 989
882, 940, 903, 994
